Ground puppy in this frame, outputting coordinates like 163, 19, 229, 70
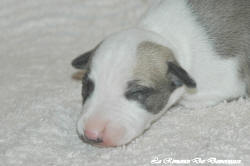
72, 0, 250, 147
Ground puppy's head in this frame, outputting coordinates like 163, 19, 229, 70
72, 29, 196, 147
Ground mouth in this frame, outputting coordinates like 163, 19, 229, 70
79, 134, 118, 147
80, 134, 103, 144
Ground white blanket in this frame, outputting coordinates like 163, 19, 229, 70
1, 0, 249, 165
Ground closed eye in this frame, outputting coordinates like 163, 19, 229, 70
125, 82, 156, 103
125, 86, 155, 97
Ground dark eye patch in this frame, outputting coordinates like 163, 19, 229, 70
125, 83, 156, 105
125, 80, 176, 114
82, 74, 94, 103
125, 80, 158, 107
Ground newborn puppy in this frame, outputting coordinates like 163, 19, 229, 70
72, 0, 250, 147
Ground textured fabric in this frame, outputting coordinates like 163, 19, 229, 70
0, 0, 249, 165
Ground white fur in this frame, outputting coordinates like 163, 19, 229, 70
138, 0, 246, 107
77, 29, 170, 145
77, 0, 247, 145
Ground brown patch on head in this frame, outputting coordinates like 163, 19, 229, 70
124, 41, 178, 114
125, 41, 196, 114
134, 41, 176, 87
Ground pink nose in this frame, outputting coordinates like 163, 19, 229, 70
84, 130, 103, 142
83, 117, 126, 147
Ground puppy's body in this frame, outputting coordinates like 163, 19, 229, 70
72, 0, 250, 146
188, 0, 250, 94
139, 0, 249, 107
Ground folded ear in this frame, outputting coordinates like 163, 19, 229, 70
72, 42, 102, 69
71, 50, 93, 69
167, 62, 196, 88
